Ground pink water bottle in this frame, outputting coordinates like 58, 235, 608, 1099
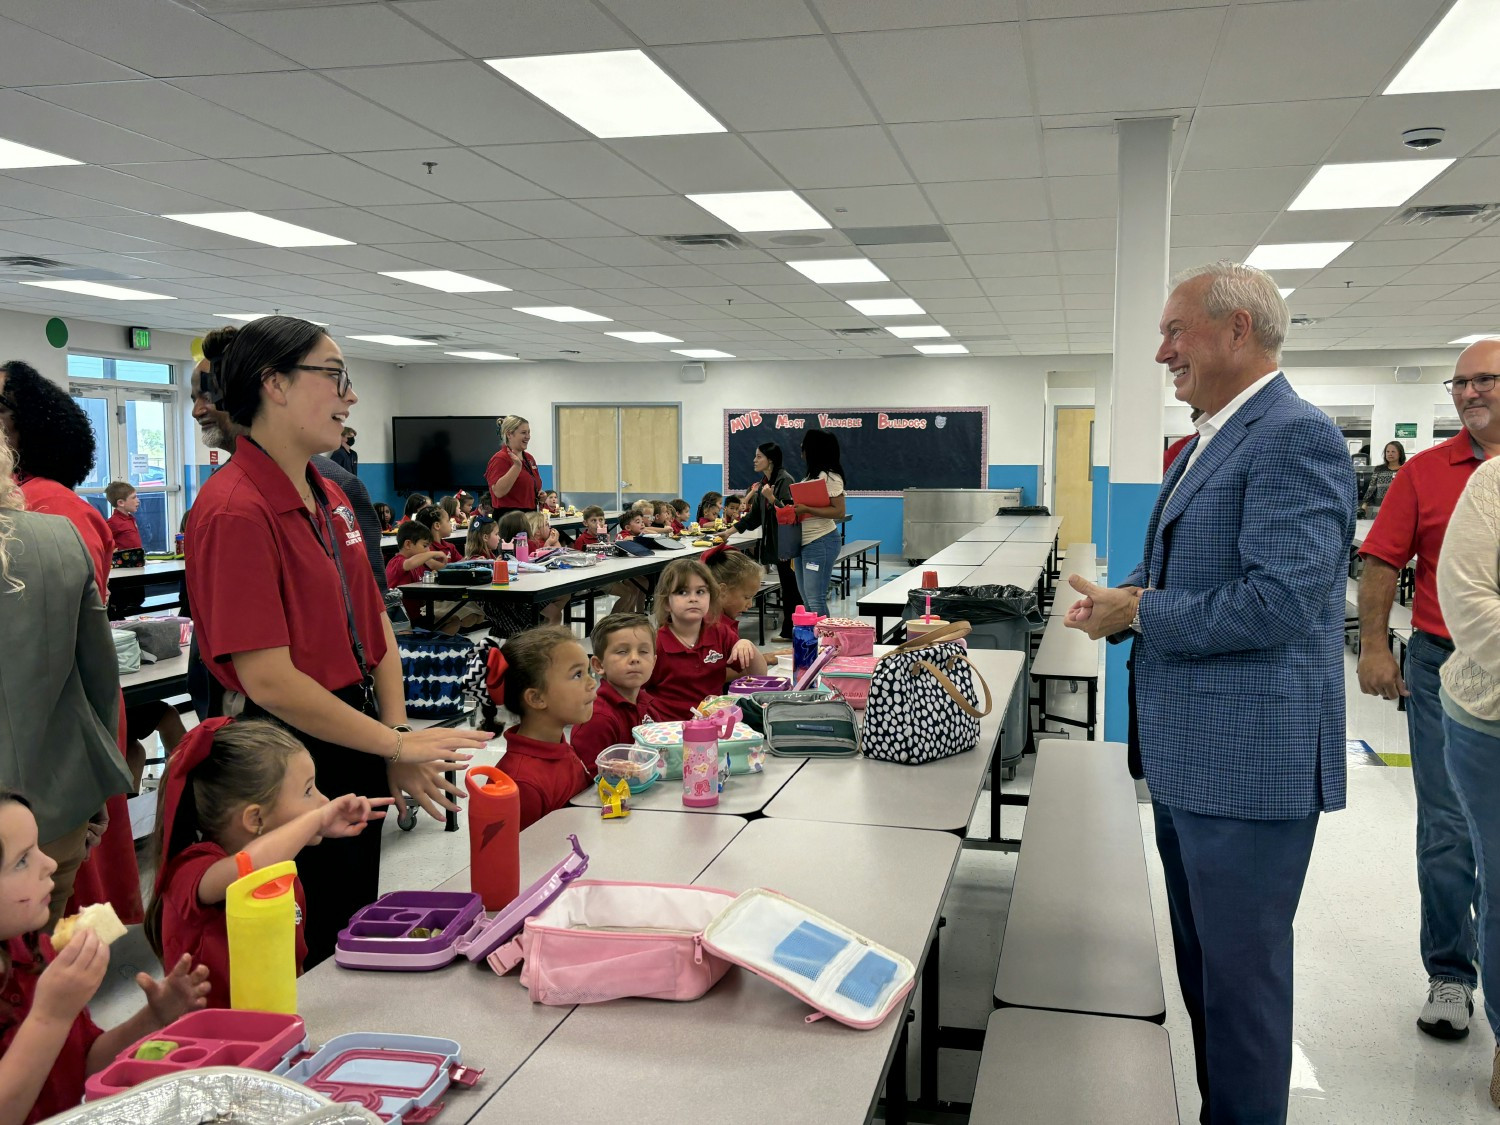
514, 531, 529, 562
681, 719, 720, 808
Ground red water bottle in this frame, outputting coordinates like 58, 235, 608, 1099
466, 766, 520, 911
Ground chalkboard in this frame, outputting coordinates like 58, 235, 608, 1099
723, 407, 987, 496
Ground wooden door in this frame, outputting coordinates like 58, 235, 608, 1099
1053, 407, 1094, 547
556, 407, 619, 508
620, 406, 680, 507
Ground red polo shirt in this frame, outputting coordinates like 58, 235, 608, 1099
385, 553, 427, 589
500, 728, 592, 829
158, 841, 307, 1010
571, 681, 661, 773
2, 935, 104, 1123
1359, 431, 1485, 639
485, 447, 540, 512
438, 539, 463, 563
646, 619, 744, 722
18, 476, 112, 593
1164, 434, 1195, 473
106, 509, 142, 551
185, 438, 389, 696
573, 529, 605, 550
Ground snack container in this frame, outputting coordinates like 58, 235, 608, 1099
277, 1032, 476, 1122
632, 720, 766, 779
595, 744, 662, 793
85, 1010, 309, 1100
455, 834, 591, 963
335, 891, 486, 972
820, 655, 877, 709
728, 675, 791, 696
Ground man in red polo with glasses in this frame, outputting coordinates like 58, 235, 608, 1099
1358, 338, 1500, 1041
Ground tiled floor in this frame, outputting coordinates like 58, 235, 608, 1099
89, 561, 1495, 1122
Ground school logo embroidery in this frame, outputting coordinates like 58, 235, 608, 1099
333, 504, 363, 547
703, 649, 725, 664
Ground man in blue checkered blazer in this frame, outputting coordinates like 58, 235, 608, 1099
1068, 263, 1356, 1124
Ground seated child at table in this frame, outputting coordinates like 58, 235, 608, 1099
456, 491, 476, 523
399, 493, 431, 525
464, 515, 500, 560
0, 790, 212, 1124
373, 502, 396, 534
526, 510, 562, 550
723, 494, 743, 525
669, 499, 690, 534
571, 613, 661, 773
438, 495, 463, 528
648, 501, 676, 534
617, 508, 648, 541
540, 490, 563, 515
385, 522, 446, 589
572, 505, 610, 550
646, 558, 763, 721
474, 628, 595, 828
147, 719, 388, 1010
417, 504, 464, 562
605, 509, 651, 614
705, 546, 779, 669
696, 492, 722, 526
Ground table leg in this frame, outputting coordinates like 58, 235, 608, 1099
884, 1017, 911, 1125
919, 918, 943, 1108
757, 593, 768, 645
1087, 678, 1097, 740
445, 769, 458, 832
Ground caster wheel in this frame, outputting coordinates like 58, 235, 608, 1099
1002, 765, 1017, 781
397, 800, 418, 832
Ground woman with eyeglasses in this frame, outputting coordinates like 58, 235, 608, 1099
185, 317, 491, 965
1360, 440, 1406, 519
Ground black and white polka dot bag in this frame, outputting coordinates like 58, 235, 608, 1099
862, 620, 993, 765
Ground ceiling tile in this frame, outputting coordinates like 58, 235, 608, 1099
925, 180, 1049, 224
1257, 209, 1384, 244
878, 256, 975, 281
985, 275, 1062, 297
1040, 126, 1121, 177
228, 155, 443, 207
1029, 0, 1225, 13
1181, 100, 1362, 170
1172, 213, 1275, 246
0, 16, 145, 85
1172, 167, 1314, 215
889, 119, 1041, 182
260, 208, 436, 245
964, 251, 1059, 277
477, 142, 668, 197
656, 39, 877, 132
598, 0, 821, 43
902, 278, 984, 299
0, 90, 194, 164
346, 148, 552, 204
746, 127, 913, 189
1053, 218, 1117, 250
1408, 157, 1500, 208
466, 200, 627, 239
221, 6, 459, 67
836, 24, 1031, 123
362, 203, 534, 241
469, 240, 602, 269
120, 160, 336, 211
951, 223, 1056, 254
1057, 250, 1116, 274
606, 135, 786, 194
555, 237, 686, 267
803, 184, 938, 227
1333, 239, 1458, 267
1328, 91, 1500, 164
579, 195, 730, 236
1432, 240, 1500, 266
3, 164, 223, 214
810, 0, 1018, 32
1029, 8, 1223, 115
1048, 176, 1116, 219
394, 0, 633, 56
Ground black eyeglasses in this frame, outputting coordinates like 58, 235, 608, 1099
1444, 373, 1499, 395
293, 364, 353, 397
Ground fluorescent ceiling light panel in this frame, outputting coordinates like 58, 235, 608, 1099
1278, 288, 1296, 299
515, 306, 612, 322
347, 334, 436, 346
162, 211, 353, 247
380, 270, 510, 293
1451, 333, 1500, 345
21, 279, 173, 301
1288, 160, 1454, 210
446, 351, 520, 360
0, 138, 82, 169
686, 190, 830, 233
1244, 242, 1351, 270
486, 49, 725, 139
1385, 0, 1500, 93
673, 349, 734, 359
886, 325, 951, 339
915, 344, 969, 355
847, 298, 925, 317
786, 259, 889, 284
606, 331, 682, 343
214, 313, 328, 325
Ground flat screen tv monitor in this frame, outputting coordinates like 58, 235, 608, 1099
392, 415, 497, 493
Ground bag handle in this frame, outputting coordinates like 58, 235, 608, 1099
886, 618, 971, 658
908, 653, 993, 719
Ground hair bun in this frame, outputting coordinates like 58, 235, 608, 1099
200, 325, 239, 363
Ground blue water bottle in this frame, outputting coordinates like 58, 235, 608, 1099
792, 605, 820, 687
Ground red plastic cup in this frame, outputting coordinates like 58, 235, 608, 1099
922, 570, 939, 589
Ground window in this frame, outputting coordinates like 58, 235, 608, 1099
67, 354, 173, 385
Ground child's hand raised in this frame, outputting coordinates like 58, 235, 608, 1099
319, 794, 394, 839
35, 931, 109, 1026
729, 638, 759, 667
136, 954, 210, 1027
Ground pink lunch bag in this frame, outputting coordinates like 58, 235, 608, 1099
815, 618, 875, 657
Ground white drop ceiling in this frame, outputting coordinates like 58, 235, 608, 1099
0, 0, 1497, 363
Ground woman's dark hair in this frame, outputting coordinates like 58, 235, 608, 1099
1384, 441, 1407, 466
497, 511, 531, 541
756, 441, 783, 477
202, 316, 330, 428
0, 360, 96, 487
801, 429, 845, 483
402, 493, 431, 520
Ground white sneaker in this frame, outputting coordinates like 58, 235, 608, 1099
1418, 978, 1473, 1040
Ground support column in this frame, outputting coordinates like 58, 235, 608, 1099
1092, 367, 1112, 554
1103, 117, 1173, 742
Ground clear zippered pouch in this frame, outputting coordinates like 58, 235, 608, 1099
762, 699, 859, 758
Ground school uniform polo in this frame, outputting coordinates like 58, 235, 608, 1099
1359, 431, 1486, 639
106, 509, 142, 551
438, 539, 463, 563
19, 476, 112, 594
647, 619, 743, 722
385, 553, 427, 589
571, 681, 661, 771
485, 446, 540, 512
500, 728, 592, 829
572, 530, 605, 550
158, 841, 308, 1010
185, 438, 388, 697
2, 935, 104, 1124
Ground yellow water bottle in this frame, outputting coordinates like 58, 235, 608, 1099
226, 852, 299, 1013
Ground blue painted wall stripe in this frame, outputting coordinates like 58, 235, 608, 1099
1102, 480, 1160, 743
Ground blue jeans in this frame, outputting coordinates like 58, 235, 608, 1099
1443, 711, 1500, 1036
1154, 802, 1319, 1125
795, 531, 840, 618
1405, 630, 1478, 986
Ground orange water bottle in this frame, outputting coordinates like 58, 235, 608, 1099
225, 853, 298, 1013
466, 766, 521, 911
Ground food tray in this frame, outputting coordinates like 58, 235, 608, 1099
335, 891, 485, 972
85, 1010, 309, 1100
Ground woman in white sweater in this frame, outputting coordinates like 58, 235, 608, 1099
1437, 453, 1500, 1107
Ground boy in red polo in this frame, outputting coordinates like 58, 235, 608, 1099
385, 523, 446, 589
105, 481, 143, 551
571, 613, 660, 772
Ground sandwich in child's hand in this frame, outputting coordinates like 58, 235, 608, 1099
53, 902, 127, 950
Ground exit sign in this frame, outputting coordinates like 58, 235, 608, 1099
127, 326, 151, 351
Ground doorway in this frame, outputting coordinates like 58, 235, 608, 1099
554, 404, 681, 512
70, 380, 182, 553
1052, 406, 1094, 547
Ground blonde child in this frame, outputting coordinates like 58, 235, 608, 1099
147, 719, 389, 1010
0, 790, 211, 1124
646, 558, 764, 721
571, 613, 661, 771
705, 546, 780, 668
474, 628, 597, 828
525, 510, 562, 550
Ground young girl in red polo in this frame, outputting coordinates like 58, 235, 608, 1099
646, 558, 766, 721
0, 790, 211, 1124
472, 628, 597, 829
464, 516, 500, 560
146, 719, 390, 1010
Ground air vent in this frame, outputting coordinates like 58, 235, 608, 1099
1393, 203, 1500, 225
833, 327, 886, 337
1290, 315, 1319, 328
846, 225, 951, 247
176, 0, 357, 13
410, 334, 452, 343
0, 255, 66, 272
655, 233, 750, 251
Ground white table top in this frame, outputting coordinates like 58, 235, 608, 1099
108, 559, 184, 584
765, 648, 1024, 832
475, 818, 961, 1125
119, 652, 190, 702
294, 807, 743, 1122
1030, 613, 1102, 680
997, 526, 1060, 544
925, 540, 1008, 566
957, 525, 1016, 542
570, 751, 805, 816
962, 561, 1043, 591
974, 542, 1052, 569
856, 563, 977, 611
